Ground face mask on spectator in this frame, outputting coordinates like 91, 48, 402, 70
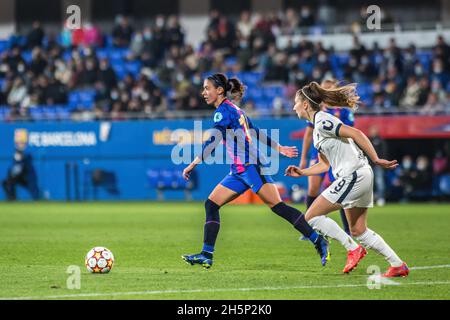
417, 159, 428, 170
144, 32, 152, 40
403, 160, 412, 169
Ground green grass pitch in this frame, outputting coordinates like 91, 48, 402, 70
0, 202, 449, 300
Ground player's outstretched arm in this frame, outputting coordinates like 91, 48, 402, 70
338, 125, 398, 170
285, 153, 330, 177
183, 156, 201, 180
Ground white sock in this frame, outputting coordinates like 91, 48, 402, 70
356, 228, 403, 267
309, 216, 359, 251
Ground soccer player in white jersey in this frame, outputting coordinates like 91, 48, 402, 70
285, 81, 409, 277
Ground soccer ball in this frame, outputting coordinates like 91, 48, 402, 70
85, 247, 114, 273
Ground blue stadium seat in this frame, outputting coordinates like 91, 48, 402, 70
68, 91, 81, 107
417, 51, 432, 71
22, 50, 32, 64
42, 107, 59, 120
224, 56, 237, 67
299, 61, 315, 77
111, 63, 126, 80
79, 90, 96, 108
263, 85, 284, 100
241, 72, 263, 84
29, 107, 45, 121
96, 48, 108, 60
55, 106, 71, 120
146, 169, 160, 188
124, 61, 141, 77
439, 174, 450, 195
0, 40, 9, 53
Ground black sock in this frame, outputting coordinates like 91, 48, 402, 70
340, 208, 351, 235
306, 195, 317, 209
202, 199, 221, 255
271, 202, 317, 241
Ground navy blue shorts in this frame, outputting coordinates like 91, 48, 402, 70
220, 165, 274, 194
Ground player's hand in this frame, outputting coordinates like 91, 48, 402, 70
375, 158, 398, 170
284, 165, 303, 177
182, 166, 194, 180
279, 146, 298, 158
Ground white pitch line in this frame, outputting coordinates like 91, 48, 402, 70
410, 264, 450, 270
1, 264, 449, 300
1, 280, 450, 300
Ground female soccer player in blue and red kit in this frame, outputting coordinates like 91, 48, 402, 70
299, 79, 353, 235
181, 73, 330, 268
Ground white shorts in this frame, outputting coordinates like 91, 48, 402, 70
322, 165, 374, 209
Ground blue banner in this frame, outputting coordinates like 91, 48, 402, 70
0, 118, 308, 201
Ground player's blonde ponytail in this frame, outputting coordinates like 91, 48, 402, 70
297, 81, 360, 111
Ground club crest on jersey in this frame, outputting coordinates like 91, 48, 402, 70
214, 112, 223, 123
322, 120, 334, 131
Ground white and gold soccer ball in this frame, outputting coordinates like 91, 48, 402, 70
85, 247, 114, 273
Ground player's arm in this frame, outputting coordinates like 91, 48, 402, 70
299, 125, 313, 169
285, 152, 330, 178
338, 125, 398, 169
183, 124, 225, 180
247, 117, 298, 158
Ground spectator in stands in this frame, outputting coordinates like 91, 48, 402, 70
166, 15, 185, 48
78, 58, 98, 87
83, 22, 102, 47
130, 31, 144, 58
237, 11, 253, 39
299, 5, 315, 27
432, 150, 449, 197
400, 76, 420, 109
383, 80, 402, 108
265, 51, 289, 83
43, 75, 67, 105
368, 125, 388, 206
5, 47, 26, 76
29, 47, 47, 76
396, 155, 416, 202
112, 16, 134, 48
416, 77, 431, 106
434, 35, 450, 72
7, 77, 28, 109
422, 92, 445, 114
431, 58, 450, 87
97, 58, 117, 90
26, 21, 45, 49
412, 155, 433, 199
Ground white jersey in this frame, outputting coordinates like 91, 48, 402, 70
312, 111, 368, 179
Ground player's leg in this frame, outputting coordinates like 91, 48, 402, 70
305, 195, 359, 254
305, 152, 323, 209
327, 169, 351, 235
347, 207, 408, 277
306, 175, 322, 207
251, 169, 330, 266
182, 175, 246, 268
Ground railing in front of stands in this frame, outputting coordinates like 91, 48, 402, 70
1, 107, 450, 122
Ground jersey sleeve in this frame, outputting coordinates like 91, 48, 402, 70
199, 108, 230, 160
342, 109, 354, 127
315, 113, 344, 138
306, 120, 314, 128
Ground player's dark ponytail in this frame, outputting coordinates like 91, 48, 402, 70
207, 73, 245, 102
227, 78, 245, 102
